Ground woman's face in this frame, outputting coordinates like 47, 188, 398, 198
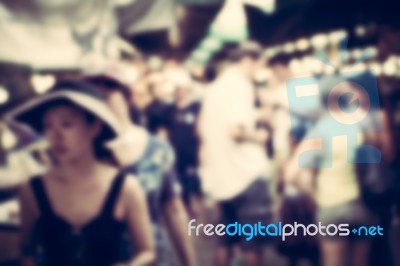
43, 105, 100, 163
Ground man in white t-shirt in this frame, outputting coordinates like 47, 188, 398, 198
198, 42, 272, 266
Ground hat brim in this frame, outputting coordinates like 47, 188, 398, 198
5, 90, 121, 140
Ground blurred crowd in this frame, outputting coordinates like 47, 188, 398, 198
0, 39, 400, 266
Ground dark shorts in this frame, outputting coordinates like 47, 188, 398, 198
219, 178, 273, 251
178, 167, 202, 204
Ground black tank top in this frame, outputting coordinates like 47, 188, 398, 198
30, 174, 130, 266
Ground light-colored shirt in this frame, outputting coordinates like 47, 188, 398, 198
0, 150, 47, 188
303, 112, 379, 208
199, 66, 269, 201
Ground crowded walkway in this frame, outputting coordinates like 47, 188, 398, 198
0, 1, 400, 266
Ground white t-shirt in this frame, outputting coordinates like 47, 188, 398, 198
198, 66, 269, 201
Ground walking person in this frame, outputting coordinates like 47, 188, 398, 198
198, 42, 272, 266
162, 69, 204, 218
284, 74, 380, 266
130, 78, 171, 138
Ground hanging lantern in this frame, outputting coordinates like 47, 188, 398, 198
0, 86, 9, 105
31, 74, 56, 94
209, 0, 248, 42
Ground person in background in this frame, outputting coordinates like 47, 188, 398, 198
284, 75, 381, 266
259, 54, 320, 198
130, 75, 171, 138
261, 55, 296, 174
9, 80, 155, 266
129, 79, 154, 131
198, 41, 272, 266
86, 75, 196, 266
353, 72, 396, 266
261, 55, 322, 266
0, 141, 49, 190
162, 68, 204, 218
0, 121, 48, 190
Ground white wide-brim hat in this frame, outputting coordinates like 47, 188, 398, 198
5, 80, 122, 141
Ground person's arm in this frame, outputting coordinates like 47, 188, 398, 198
379, 109, 396, 161
123, 177, 156, 266
364, 109, 396, 162
272, 108, 292, 164
18, 182, 38, 266
230, 125, 269, 144
284, 138, 322, 184
163, 196, 196, 266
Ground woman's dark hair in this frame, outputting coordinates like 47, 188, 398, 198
39, 99, 118, 165
228, 41, 263, 62
267, 53, 292, 66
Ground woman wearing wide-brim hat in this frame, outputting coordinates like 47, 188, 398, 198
6, 80, 155, 266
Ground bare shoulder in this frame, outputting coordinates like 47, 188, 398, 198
121, 174, 146, 206
119, 175, 148, 219
19, 180, 34, 200
18, 178, 39, 216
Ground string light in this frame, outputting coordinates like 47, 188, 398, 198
382, 56, 398, 76
311, 34, 329, 49
355, 25, 367, 37
0, 86, 9, 105
31, 74, 56, 94
282, 42, 295, 53
1, 126, 17, 150
264, 46, 280, 58
295, 38, 310, 51
328, 29, 348, 43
